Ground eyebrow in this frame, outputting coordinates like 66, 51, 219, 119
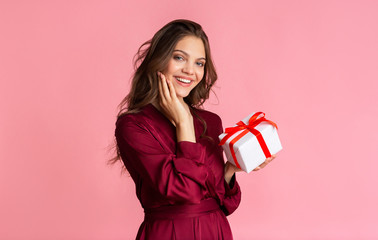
173, 50, 206, 61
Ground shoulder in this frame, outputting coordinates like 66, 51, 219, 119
192, 107, 224, 135
116, 110, 144, 127
115, 103, 171, 137
193, 107, 222, 124
115, 107, 151, 136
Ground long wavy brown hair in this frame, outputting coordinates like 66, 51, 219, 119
107, 19, 218, 171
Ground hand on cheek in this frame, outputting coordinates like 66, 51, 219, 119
157, 72, 191, 125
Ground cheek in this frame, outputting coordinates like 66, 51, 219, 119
196, 69, 205, 81
164, 60, 180, 75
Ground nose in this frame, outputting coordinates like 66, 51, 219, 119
182, 62, 194, 75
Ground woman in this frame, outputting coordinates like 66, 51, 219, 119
111, 19, 274, 239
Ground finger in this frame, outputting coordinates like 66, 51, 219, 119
159, 72, 171, 101
253, 166, 261, 171
157, 73, 163, 99
166, 77, 177, 99
259, 157, 275, 169
157, 73, 167, 107
259, 162, 268, 169
267, 156, 275, 163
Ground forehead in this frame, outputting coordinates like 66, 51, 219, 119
174, 36, 205, 58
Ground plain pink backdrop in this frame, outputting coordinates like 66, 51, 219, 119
1, 0, 378, 239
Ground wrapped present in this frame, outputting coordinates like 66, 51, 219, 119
219, 112, 282, 173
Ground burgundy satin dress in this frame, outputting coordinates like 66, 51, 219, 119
115, 104, 241, 239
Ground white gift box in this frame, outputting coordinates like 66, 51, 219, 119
219, 112, 283, 173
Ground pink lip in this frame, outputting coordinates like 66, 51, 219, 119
175, 76, 194, 81
174, 76, 194, 87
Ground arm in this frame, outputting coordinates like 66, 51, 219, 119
224, 161, 242, 184
157, 71, 196, 143
222, 173, 241, 216
116, 118, 208, 204
217, 118, 242, 216
221, 153, 277, 215
116, 72, 206, 204
220, 126, 277, 215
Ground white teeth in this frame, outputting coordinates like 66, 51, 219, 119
176, 77, 191, 83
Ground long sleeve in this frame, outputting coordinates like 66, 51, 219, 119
216, 116, 242, 216
115, 117, 209, 204
222, 174, 241, 216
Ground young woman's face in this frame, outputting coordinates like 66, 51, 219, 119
162, 35, 206, 99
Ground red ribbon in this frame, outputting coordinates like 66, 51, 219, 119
219, 112, 278, 169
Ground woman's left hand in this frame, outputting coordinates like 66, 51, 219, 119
224, 154, 277, 184
253, 154, 277, 171
224, 161, 243, 184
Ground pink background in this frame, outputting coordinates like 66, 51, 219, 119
1, 0, 378, 239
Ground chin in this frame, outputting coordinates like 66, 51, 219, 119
174, 88, 191, 98
176, 92, 190, 98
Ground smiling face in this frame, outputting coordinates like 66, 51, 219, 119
162, 35, 206, 99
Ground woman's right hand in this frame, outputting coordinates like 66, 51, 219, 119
157, 72, 196, 142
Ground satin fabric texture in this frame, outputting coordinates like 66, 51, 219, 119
115, 104, 241, 239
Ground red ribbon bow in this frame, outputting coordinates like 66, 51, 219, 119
219, 112, 278, 169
